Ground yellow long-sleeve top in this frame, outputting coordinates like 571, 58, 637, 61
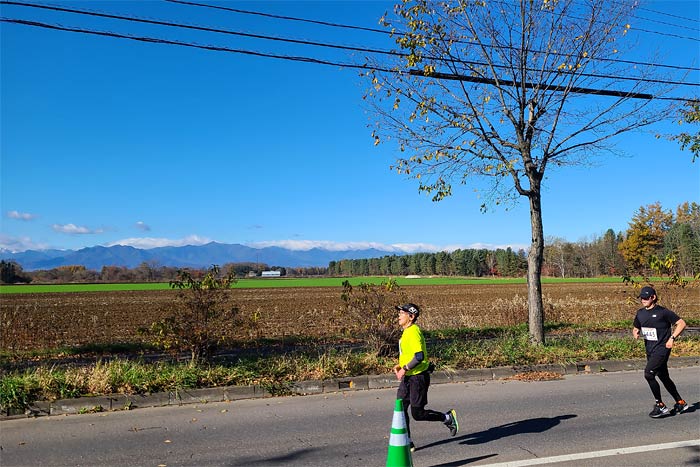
398, 323, 430, 376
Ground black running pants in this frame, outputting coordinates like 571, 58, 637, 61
644, 350, 682, 402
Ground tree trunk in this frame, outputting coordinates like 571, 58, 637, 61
527, 190, 545, 345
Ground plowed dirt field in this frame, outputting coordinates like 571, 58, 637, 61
2, 282, 697, 351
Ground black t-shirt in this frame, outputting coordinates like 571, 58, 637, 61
633, 304, 681, 355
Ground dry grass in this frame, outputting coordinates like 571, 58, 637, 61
505, 371, 565, 381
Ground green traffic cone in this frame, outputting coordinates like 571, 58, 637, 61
386, 399, 413, 467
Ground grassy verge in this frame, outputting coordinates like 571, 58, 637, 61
2, 324, 698, 413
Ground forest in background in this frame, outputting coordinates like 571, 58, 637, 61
2, 201, 698, 284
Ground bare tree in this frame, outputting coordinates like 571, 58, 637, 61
544, 236, 567, 278
366, 0, 687, 344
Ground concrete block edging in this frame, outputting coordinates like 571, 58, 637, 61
3, 357, 698, 420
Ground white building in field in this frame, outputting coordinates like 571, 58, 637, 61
261, 270, 281, 277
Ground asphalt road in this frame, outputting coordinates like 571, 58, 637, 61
1, 367, 698, 467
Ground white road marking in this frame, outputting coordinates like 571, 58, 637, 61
479, 439, 700, 466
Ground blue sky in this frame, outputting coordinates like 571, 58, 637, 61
1, 0, 698, 255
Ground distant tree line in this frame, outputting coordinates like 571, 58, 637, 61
1, 202, 697, 284
330, 202, 699, 279
0, 261, 329, 285
0, 260, 31, 284
329, 248, 528, 277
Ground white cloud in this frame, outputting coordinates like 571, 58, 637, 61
135, 221, 151, 232
390, 242, 445, 253
246, 239, 529, 253
52, 223, 104, 235
6, 210, 37, 221
248, 240, 393, 251
106, 235, 212, 249
0, 234, 528, 255
0, 234, 51, 253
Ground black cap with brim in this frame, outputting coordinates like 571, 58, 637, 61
638, 286, 656, 299
396, 303, 420, 317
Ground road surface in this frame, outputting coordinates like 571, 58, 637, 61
1, 367, 698, 466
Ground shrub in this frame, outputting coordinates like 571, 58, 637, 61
139, 265, 239, 365
340, 279, 406, 357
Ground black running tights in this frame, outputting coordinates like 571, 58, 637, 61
402, 400, 445, 439
644, 351, 682, 403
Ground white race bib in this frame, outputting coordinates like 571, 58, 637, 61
641, 327, 658, 341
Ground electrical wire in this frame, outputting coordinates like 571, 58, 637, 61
165, 0, 700, 72
2, 0, 698, 89
1, 17, 693, 102
475, 0, 700, 40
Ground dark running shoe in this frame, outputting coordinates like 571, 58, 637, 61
673, 400, 689, 414
649, 403, 670, 418
445, 409, 459, 436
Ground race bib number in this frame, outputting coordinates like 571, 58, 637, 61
641, 327, 658, 341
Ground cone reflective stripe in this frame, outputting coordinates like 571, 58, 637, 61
389, 408, 408, 447
386, 399, 413, 467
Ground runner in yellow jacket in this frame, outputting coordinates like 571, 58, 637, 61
393, 303, 458, 452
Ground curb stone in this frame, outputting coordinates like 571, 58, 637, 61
2, 357, 698, 420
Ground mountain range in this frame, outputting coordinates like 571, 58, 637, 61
0, 242, 402, 271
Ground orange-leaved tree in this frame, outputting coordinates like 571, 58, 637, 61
619, 202, 673, 273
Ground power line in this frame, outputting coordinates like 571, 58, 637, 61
0, 18, 390, 69
554, 11, 699, 42
409, 69, 656, 99
0, 0, 379, 54
165, 0, 386, 35
632, 2, 700, 24
487, 0, 700, 41
169, 0, 700, 40
631, 11, 699, 34
164, 0, 700, 72
2, 17, 693, 103
3, 0, 698, 89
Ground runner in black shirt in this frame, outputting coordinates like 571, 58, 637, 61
632, 286, 689, 418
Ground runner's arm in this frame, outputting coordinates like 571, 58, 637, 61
632, 315, 641, 340
402, 351, 424, 370
671, 319, 686, 339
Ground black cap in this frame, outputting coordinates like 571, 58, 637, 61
638, 286, 656, 299
396, 303, 420, 317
